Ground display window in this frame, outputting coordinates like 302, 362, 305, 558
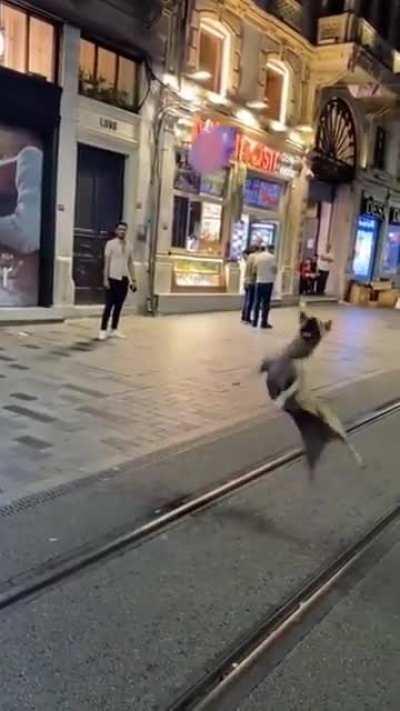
352, 215, 380, 280
0, 122, 44, 306
172, 148, 227, 257
172, 257, 225, 291
381, 225, 400, 275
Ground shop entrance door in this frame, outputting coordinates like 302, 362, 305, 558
73, 144, 125, 304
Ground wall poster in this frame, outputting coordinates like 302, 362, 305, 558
0, 123, 43, 306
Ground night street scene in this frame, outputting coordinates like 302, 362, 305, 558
1, 1, 400, 709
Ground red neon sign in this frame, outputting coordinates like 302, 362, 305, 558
237, 135, 281, 175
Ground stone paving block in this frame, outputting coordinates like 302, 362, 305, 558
0, 307, 399, 503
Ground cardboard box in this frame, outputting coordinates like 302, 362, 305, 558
349, 283, 371, 306
378, 289, 400, 308
370, 280, 392, 291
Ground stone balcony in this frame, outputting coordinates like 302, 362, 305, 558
317, 13, 397, 73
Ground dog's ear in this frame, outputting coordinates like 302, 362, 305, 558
299, 310, 308, 325
324, 320, 333, 332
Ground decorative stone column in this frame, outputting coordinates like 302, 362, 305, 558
53, 24, 80, 307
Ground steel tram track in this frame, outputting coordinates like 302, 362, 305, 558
168, 496, 400, 711
1, 398, 400, 614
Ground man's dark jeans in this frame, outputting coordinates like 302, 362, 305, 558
252, 282, 273, 328
241, 283, 255, 322
101, 277, 129, 331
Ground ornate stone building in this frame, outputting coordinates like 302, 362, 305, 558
152, 0, 316, 313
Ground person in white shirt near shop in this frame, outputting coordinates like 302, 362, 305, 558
317, 244, 334, 296
252, 245, 277, 329
99, 221, 136, 341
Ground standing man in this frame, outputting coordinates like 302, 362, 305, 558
99, 221, 136, 341
241, 247, 257, 323
252, 245, 277, 329
317, 244, 334, 296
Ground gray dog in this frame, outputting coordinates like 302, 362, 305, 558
260, 311, 364, 474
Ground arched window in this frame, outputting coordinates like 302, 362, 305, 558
264, 59, 290, 124
197, 18, 231, 96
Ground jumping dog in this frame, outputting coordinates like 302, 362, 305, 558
260, 311, 364, 474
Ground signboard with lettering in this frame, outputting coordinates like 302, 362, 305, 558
78, 103, 139, 145
237, 134, 281, 175
360, 193, 386, 220
192, 117, 301, 180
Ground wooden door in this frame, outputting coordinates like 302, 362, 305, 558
73, 144, 125, 304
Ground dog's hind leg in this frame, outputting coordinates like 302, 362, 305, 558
345, 439, 365, 469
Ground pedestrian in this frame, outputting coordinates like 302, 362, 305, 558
299, 258, 317, 296
241, 247, 257, 323
316, 244, 334, 296
252, 245, 277, 329
99, 221, 137, 341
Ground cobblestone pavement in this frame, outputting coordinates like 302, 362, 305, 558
0, 304, 398, 504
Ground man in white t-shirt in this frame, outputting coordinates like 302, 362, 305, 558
99, 221, 136, 340
317, 244, 334, 296
252, 245, 277, 329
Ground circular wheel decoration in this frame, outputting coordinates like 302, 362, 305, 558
313, 98, 357, 182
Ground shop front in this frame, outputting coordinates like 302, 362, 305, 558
229, 134, 302, 300
0, 67, 60, 308
154, 114, 304, 313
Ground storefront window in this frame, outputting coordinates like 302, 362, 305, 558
79, 39, 138, 111
173, 258, 224, 290
172, 196, 222, 255
172, 148, 226, 255
0, 122, 44, 306
381, 225, 400, 274
352, 215, 380, 280
0, 2, 56, 81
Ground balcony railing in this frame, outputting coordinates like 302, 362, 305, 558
317, 14, 396, 72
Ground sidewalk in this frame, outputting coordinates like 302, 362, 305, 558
0, 304, 399, 505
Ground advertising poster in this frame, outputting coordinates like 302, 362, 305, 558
199, 202, 222, 254
352, 215, 378, 279
244, 177, 282, 210
0, 123, 43, 306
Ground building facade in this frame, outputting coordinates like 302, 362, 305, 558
1, 0, 399, 316
151, 0, 316, 313
304, 0, 400, 296
0, 0, 169, 313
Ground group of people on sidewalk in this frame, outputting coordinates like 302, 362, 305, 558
241, 244, 277, 329
98, 223, 335, 341
299, 246, 334, 296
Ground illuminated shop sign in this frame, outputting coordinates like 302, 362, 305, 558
192, 118, 301, 180
361, 193, 386, 220
237, 135, 281, 175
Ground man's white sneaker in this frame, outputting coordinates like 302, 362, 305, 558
110, 330, 126, 339
98, 330, 108, 341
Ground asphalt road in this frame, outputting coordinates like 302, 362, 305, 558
1, 407, 400, 710
237, 525, 400, 711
